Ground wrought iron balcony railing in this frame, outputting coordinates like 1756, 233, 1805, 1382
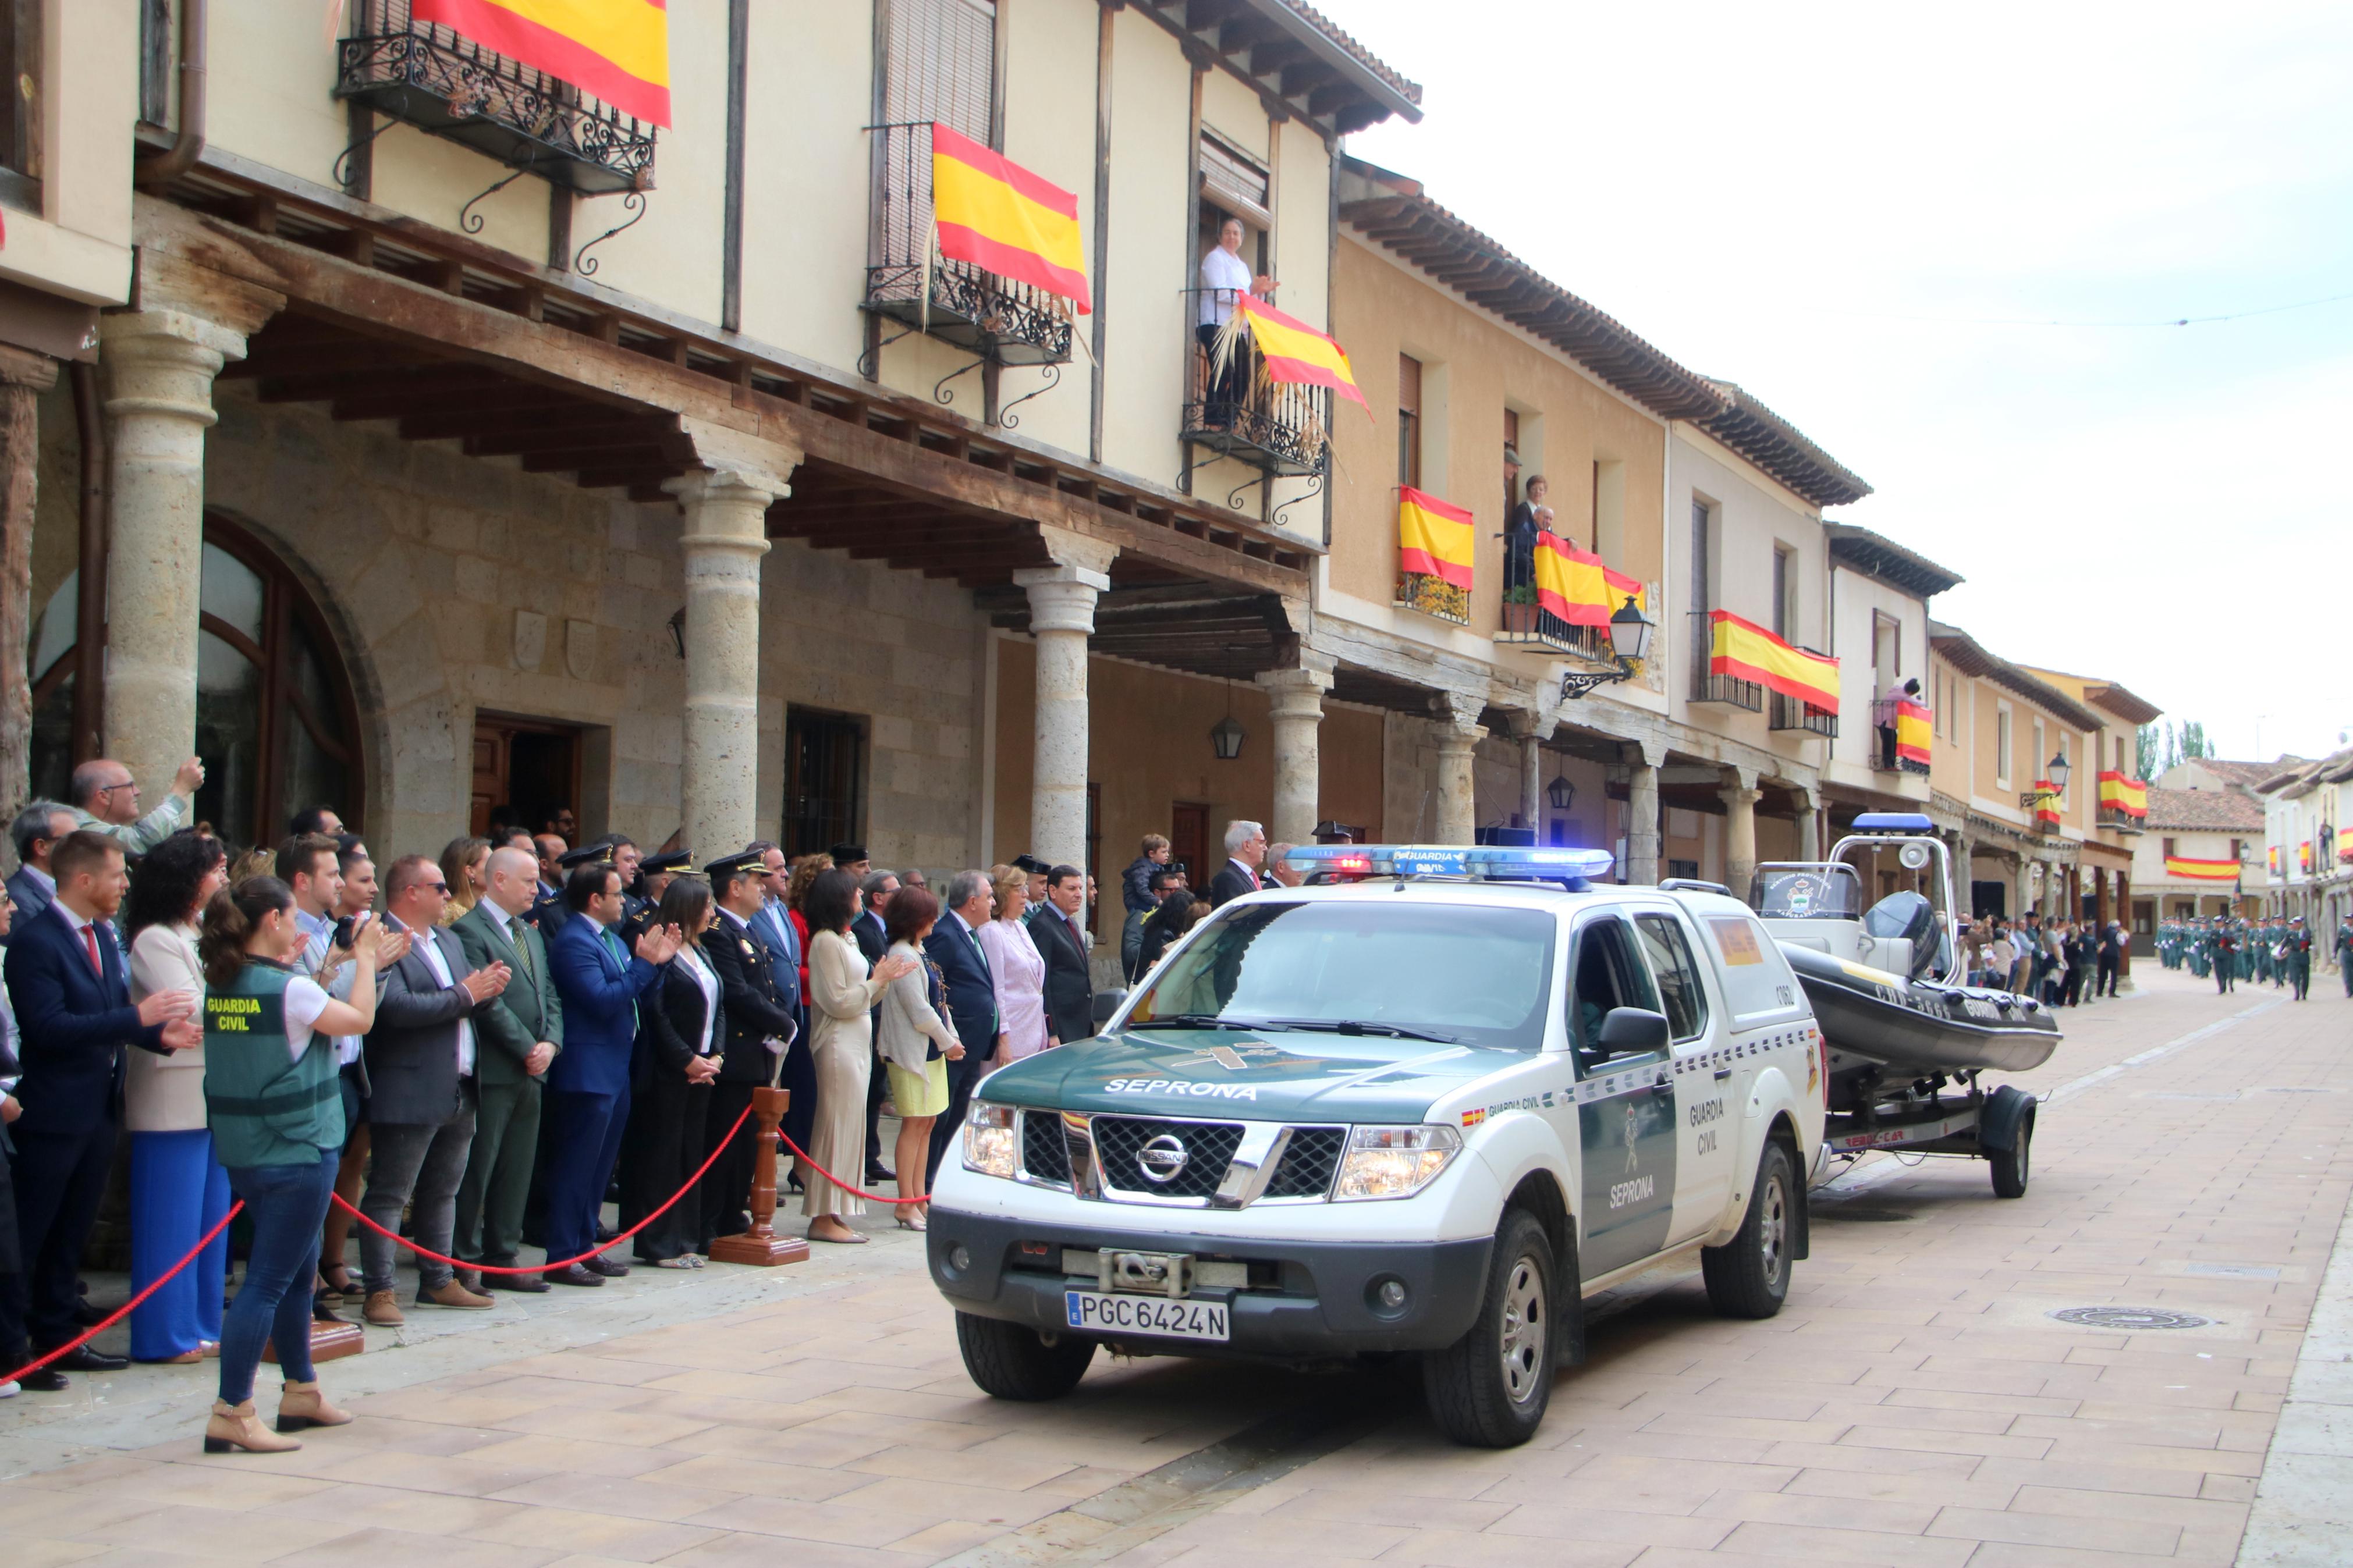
1691, 670, 1764, 711
2098, 806, 2145, 831
335, 1, 657, 195
862, 122, 1074, 379
1395, 570, 1469, 626
1496, 596, 1613, 659
1769, 691, 1839, 738
1181, 290, 1332, 479
1867, 695, 1932, 774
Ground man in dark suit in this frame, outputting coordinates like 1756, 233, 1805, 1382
699, 851, 798, 1244
526, 833, 569, 933
0, 885, 61, 1392
925, 870, 1002, 1186
3, 802, 74, 944
853, 870, 899, 1184
743, 841, 812, 1166
541, 862, 677, 1285
1209, 820, 1268, 908
451, 845, 562, 1293
1033, 864, 1095, 1048
356, 856, 511, 1325
5, 833, 198, 1370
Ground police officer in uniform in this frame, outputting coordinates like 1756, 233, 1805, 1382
2212, 916, 2236, 993
2284, 915, 2313, 1001
2336, 915, 2353, 997
620, 851, 693, 948
694, 850, 798, 1247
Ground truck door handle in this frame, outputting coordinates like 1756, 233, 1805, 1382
1713, 1067, 1732, 1080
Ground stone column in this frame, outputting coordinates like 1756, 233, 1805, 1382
1786, 785, 1818, 862
1507, 709, 1547, 834
1625, 741, 1665, 886
100, 308, 258, 799
0, 346, 58, 825
666, 451, 795, 862
1432, 692, 1486, 845
1014, 531, 1117, 869
1720, 766, 1761, 895
1255, 659, 1332, 851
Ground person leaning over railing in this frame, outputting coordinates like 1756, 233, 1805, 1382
195, 875, 395, 1455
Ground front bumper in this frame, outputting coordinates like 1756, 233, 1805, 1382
927, 1207, 1492, 1360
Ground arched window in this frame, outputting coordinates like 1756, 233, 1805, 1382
29, 514, 364, 850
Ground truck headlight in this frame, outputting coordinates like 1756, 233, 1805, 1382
961, 1103, 1019, 1179
1333, 1123, 1462, 1201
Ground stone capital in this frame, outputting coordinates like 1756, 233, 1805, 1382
1014, 566, 1107, 637
1719, 764, 1761, 801
1623, 738, 1669, 771
1255, 664, 1332, 723
1034, 524, 1120, 578
1504, 707, 1550, 742
664, 467, 786, 556
100, 309, 251, 429
673, 417, 800, 500
1783, 785, 1815, 817
1432, 689, 1486, 736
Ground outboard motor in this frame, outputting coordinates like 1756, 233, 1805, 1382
1863, 890, 1940, 983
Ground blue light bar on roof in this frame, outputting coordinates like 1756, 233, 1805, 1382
1285, 844, 1619, 881
1850, 812, 1936, 834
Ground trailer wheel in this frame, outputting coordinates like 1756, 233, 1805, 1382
1990, 1109, 2033, 1199
1702, 1142, 1795, 1319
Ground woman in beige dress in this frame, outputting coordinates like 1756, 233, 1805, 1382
801, 867, 917, 1244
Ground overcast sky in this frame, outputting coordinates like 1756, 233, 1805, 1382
1335, 0, 2353, 765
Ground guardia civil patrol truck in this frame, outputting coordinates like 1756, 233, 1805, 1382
926, 845, 1826, 1447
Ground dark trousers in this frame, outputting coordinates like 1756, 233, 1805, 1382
11, 1113, 118, 1349
864, 1040, 889, 1177
542, 1087, 627, 1267
627, 1073, 710, 1261
926, 1048, 989, 1187
2096, 959, 2119, 998
703, 1079, 757, 1244
218, 1150, 336, 1405
0, 1131, 27, 1364
455, 1078, 542, 1265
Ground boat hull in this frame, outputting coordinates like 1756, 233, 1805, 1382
1781, 943, 2060, 1076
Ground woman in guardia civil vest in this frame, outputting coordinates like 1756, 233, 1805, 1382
196, 875, 396, 1455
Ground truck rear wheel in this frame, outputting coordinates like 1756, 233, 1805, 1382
1422, 1210, 1555, 1448
956, 1311, 1095, 1401
1702, 1142, 1795, 1319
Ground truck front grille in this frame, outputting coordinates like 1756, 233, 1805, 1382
1262, 1125, 1347, 1199
1090, 1117, 1244, 1200
1020, 1110, 1072, 1186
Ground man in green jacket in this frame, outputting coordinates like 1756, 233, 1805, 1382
451, 845, 563, 1292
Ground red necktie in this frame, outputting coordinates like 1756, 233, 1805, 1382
80, 925, 102, 977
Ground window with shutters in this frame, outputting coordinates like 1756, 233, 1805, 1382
864, 0, 1069, 371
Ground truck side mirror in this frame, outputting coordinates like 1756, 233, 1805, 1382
1593, 1006, 1670, 1056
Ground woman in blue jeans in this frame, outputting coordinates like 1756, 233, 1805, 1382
196, 875, 395, 1454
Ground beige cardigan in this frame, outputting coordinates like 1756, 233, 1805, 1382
125, 921, 207, 1133
876, 938, 960, 1075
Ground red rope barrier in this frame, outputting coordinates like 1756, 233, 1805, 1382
776, 1130, 927, 1206
328, 1100, 755, 1272
1, 1201, 246, 1388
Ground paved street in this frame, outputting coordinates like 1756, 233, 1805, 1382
3, 965, 2349, 1567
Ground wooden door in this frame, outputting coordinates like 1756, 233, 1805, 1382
471, 714, 583, 838
1169, 802, 1209, 891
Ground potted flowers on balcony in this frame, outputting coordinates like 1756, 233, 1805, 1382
1501, 582, 1539, 635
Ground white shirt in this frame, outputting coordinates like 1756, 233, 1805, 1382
410, 928, 477, 1077
676, 943, 722, 1055
1199, 245, 1252, 325
282, 975, 333, 1065
1226, 858, 1261, 890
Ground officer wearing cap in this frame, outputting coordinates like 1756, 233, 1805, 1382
697, 850, 800, 1246
623, 851, 693, 947
828, 844, 871, 881
2285, 915, 2313, 1001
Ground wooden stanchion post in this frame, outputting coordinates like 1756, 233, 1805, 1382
709, 1086, 810, 1267
265, 1321, 364, 1365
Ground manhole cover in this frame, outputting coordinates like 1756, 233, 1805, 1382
2048, 1307, 2212, 1330
1818, 1206, 1914, 1222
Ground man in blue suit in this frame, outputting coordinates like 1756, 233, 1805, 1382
540, 860, 678, 1286
6, 833, 198, 1366
925, 869, 1003, 1186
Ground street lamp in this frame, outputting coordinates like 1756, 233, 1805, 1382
2018, 751, 2071, 809
1546, 773, 1575, 812
1560, 596, 1656, 702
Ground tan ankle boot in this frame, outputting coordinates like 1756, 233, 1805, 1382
204, 1398, 301, 1454
276, 1380, 353, 1432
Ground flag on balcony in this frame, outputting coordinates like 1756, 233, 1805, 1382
1397, 487, 1473, 589
1603, 566, 1647, 614
2097, 771, 2148, 818
2032, 785, 2062, 830
1894, 701, 1932, 767
413, 0, 671, 126
1234, 295, 1367, 408
1708, 610, 1839, 710
2339, 827, 2353, 865
1532, 532, 1608, 625
928, 125, 1091, 313
2270, 845, 2282, 875
2300, 840, 2314, 873
2167, 855, 2239, 881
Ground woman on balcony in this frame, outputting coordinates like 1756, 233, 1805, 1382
1197, 217, 1275, 427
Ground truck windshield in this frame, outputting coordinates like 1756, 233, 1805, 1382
1126, 901, 1557, 1051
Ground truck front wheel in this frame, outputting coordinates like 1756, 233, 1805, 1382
1702, 1142, 1795, 1319
956, 1311, 1095, 1401
1421, 1210, 1555, 1448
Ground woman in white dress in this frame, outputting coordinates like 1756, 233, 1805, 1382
802, 867, 916, 1244
977, 866, 1048, 1066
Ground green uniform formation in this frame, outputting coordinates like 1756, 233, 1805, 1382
2157, 914, 2326, 1001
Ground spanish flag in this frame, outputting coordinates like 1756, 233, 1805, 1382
2270, 846, 2282, 876
1603, 566, 1647, 614
929, 124, 1090, 313
2097, 771, 2148, 819
2167, 855, 2238, 881
1532, 532, 1608, 625
2301, 840, 2314, 873
1894, 701, 1932, 766
1235, 295, 1367, 408
2338, 827, 2353, 865
2033, 786, 2061, 830
1708, 610, 1838, 710
413, 0, 670, 126
1398, 487, 1473, 589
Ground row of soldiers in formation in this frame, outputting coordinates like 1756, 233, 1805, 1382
2151, 913, 2353, 1000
